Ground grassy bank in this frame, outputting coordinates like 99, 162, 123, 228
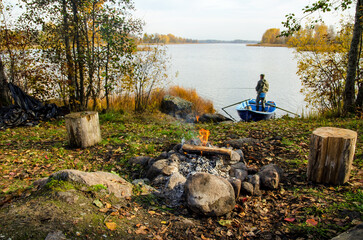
0, 112, 362, 239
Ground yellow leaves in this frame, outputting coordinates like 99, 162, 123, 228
105, 222, 117, 231
261, 28, 283, 44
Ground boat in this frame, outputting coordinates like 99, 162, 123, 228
236, 99, 276, 122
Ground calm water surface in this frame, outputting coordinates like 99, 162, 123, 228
167, 44, 305, 119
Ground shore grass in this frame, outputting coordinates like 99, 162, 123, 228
0, 112, 362, 239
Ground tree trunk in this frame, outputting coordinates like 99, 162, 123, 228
71, 0, 85, 110
62, 0, 76, 111
0, 55, 11, 107
308, 127, 357, 185
105, 43, 110, 110
65, 111, 102, 148
343, 0, 362, 113
357, 80, 363, 108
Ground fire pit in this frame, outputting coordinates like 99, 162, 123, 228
130, 128, 283, 216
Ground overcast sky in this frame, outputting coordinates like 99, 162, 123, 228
133, 0, 355, 41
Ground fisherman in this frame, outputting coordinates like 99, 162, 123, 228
255, 74, 269, 111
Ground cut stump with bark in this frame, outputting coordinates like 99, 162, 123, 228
65, 111, 102, 148
308, 127, 357, 185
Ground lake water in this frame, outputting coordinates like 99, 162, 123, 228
167, 44, 305, 120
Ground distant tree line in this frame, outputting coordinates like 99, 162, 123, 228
141, 33, 198, 44
260, 28, 289, 44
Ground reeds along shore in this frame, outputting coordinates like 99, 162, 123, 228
246, 43, 288, 47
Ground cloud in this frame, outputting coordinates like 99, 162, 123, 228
133, 0, 355, 40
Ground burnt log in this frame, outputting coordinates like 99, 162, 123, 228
308, 127, 357, 185
181, 144, 240, 162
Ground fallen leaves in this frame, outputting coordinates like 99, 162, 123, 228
135, 224, 150, 235
218, 219, 232, 227
105, 222, 117, 231
284, 217, 295, 222
306, 218, 318, 226
93, 199, 103, 208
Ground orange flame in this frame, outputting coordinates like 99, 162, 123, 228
198, 128, 210, 146
196, 115, 200, 122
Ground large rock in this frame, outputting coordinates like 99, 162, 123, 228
146, 159, 179, 180
184, 172, 236, 216
44, 169, 133, 198
229, 162, 248, 181
160, 95, 193, 118
258, 164, 283, 189
331, 223, 363, 240
128, 156, 152, 167
197, 113, 232, 123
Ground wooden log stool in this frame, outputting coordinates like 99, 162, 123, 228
308, 127, 357, 185
65, 111, 102, 148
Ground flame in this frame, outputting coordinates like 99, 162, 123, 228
198, 128, 210, 146
196, 115, 200, 122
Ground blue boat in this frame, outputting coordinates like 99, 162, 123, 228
236, 99, 276, 122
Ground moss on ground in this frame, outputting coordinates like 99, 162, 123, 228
0, 112, 362, 239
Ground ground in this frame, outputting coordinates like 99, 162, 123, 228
0, 112, 362, 239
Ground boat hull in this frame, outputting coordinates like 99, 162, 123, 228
236, 99, 276, 122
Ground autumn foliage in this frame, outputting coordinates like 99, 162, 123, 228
260, 28, 288, 44
287, 22, 361, 114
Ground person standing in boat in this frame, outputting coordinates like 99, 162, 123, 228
255, 74, 269, 111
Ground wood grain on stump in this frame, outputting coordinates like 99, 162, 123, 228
308, 127, 357, 185
65, 111, 101, 148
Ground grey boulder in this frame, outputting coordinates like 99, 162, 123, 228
46, 169, 133, 198
184, 172, 236, 216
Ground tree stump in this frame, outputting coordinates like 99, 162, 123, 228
65, 111, 102, 148
308, 127, 357, 185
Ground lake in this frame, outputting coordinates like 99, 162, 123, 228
167, 44, 305, 120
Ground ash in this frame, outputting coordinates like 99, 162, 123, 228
178, 154, 231, 179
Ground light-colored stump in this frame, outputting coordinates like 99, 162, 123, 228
308, 127, 357, 185
65, 111, 101, 148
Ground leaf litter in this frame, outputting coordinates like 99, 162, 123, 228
0, 114, 362, 239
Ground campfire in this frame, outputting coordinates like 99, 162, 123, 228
132, 123, 283, 215
198, 128, 210, 146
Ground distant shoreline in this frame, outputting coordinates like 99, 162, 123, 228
246, 43, 288, 47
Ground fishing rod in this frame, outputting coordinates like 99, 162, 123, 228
221, 88, 255, 90
266, 102, 301, 117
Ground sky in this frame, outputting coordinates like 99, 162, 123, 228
133, 0, 355, 41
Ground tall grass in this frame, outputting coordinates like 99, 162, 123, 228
166, 85, 215, 115
87, 85, 215, 115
